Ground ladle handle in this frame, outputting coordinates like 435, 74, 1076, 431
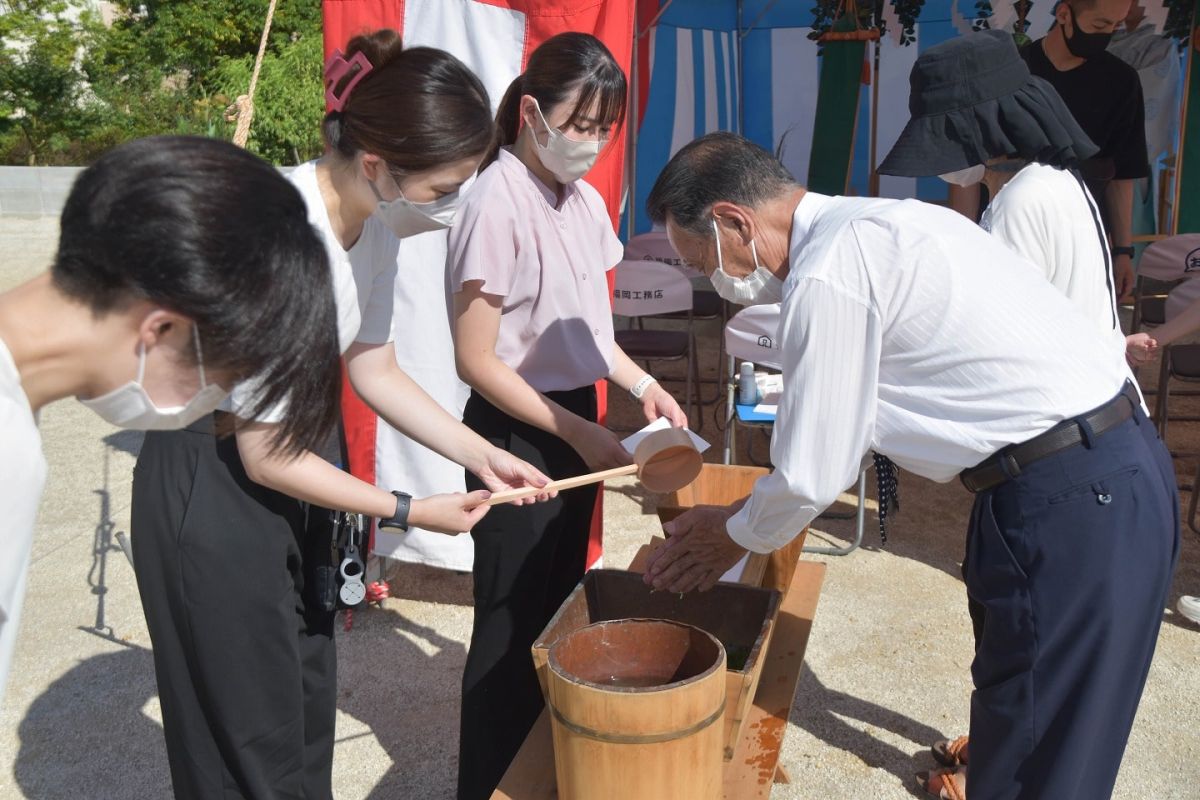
484, 464, 639, 506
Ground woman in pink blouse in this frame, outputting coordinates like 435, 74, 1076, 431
449, 32, 688, 800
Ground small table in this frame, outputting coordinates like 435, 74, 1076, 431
491, 539, 826, 799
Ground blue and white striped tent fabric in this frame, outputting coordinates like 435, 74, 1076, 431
623, 0, 1174, 237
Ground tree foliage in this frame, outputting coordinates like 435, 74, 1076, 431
0, 0, 325, 165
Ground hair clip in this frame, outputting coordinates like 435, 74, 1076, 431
324, 50, 374, 112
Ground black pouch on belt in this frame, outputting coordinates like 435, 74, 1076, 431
305, 505, 342, 613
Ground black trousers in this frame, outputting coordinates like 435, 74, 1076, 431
963, 403, 1179, 799
131, 416, 337, 800
457, 387, 598, 800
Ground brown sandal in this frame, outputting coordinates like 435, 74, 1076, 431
931, 735, 969, 767
916, 766, 967, 800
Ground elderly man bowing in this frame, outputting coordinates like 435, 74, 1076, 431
644, 132, 1177, 800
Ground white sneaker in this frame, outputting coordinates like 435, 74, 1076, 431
1179, 596, 1200, 626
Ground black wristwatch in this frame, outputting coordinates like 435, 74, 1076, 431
1112, 245, 1136, 259
378, 490, 412, 533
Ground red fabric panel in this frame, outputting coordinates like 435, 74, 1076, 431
322, 0, 404, 58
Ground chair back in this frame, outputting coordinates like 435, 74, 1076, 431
612, 259, 693, 317
1165, 274, 1200, 322
1138, 234, 1200, 282
624, 230, 704, 279
724, 304, 783, 371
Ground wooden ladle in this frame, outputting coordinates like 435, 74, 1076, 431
485, 427, 703, 506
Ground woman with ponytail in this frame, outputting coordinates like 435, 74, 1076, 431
131, 30, 550, 799
450, 32, 687, 799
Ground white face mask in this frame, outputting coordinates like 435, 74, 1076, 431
371, 173, 460, 238
709, 218, 785, 306
938, 164, 986, 187
530, 100, 603, 184
81, 326, 228, 430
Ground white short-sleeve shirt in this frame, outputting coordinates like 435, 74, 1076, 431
981, 163, 1122, 351
0, 337, 48, 700
448, 148, 624, 393
225, 160, 400, 420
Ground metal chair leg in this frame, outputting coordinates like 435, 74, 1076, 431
1156, 347, 1172, 439
1189, 460, 1200, 537
804, 470, 866, 556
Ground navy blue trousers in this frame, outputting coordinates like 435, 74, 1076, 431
964, 406, 1179, 799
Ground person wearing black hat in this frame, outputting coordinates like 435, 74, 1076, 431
641, 128, 1177, 800
951, 0, 1147, 303
881, 29, 1129, 363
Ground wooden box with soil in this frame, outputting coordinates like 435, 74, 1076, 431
532, 569, 781, 760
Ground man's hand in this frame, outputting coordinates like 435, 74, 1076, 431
643, 505, 749, 593
1114, 253, 1135, 303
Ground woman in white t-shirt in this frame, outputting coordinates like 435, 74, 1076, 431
130, 32, 550, 800
0, 136, 342, 706
450, 33, 687, 799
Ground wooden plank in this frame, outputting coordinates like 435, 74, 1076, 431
490, 559, 826, 800
721, 560, 826, 799
761, 530, 807, 597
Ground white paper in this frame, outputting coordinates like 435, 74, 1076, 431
751, 404, 778, 416
620, 417, 711, 455
719, 553, 751, 583
755, 373, 783, 405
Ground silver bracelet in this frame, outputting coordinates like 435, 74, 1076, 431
630, 375, 658, 399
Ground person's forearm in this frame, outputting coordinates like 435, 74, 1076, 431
347, 345, 491, 474
458, 350, 587, 440
608, 346, 651, 392
237, 427, 397, 518
1106, 179, 1135, 248
1146, 300, 1200, 347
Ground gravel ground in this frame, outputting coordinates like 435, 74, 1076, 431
0, 216, 1196, 799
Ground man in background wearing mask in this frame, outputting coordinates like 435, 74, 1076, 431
642, 132, 1177, 800
951, 0, 1148, 302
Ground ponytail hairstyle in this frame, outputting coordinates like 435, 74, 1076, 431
53, 136, 341, 457
486, 32, 627, 170
323, 29, 496, 175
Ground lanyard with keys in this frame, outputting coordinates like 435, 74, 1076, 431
337, 512, 367, 606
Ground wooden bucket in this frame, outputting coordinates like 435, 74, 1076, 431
545, 619, 726, 800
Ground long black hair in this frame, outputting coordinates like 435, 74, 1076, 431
53, 135, 341, 456
485, 32, 627, 169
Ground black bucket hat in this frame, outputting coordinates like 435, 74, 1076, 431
879, 30, 1098, 177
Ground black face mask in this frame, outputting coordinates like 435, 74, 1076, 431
1062, 5, 1113, 59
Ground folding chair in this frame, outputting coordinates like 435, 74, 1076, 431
721, 305, 866, 556
1128, 234, 1172, 335
1132, 234, 1200, 534
625, 230, 728, 404
1137, 235, 1200, 437
612, 258, 700, 430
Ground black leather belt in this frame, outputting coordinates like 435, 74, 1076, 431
960, 383, 1140, 494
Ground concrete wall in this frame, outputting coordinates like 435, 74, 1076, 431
0, 167, 86, 218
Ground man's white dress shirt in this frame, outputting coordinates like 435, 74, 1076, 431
726, 193, 1130, 554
